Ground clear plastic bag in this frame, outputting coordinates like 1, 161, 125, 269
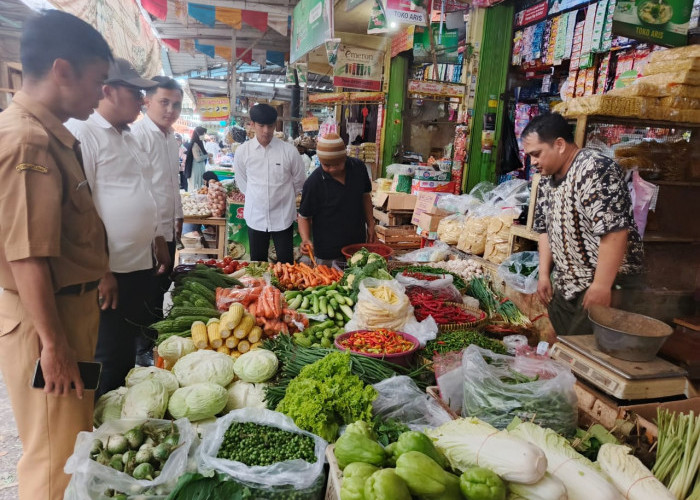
396, 241, 451, 263
484, 207, 521, 264
64, 418, 196, 500
197, 408, 327, 489
469, 181, 496, 201
461, 345, 578, 437
488, 179, 528, 206
372, 376, 453, 429
497, 251, 540, 294
395, 271, 460, 299
437, 213, 467, 245
386, 163, 417, 178
434, 352, 465, 413
437, 194, 482, 214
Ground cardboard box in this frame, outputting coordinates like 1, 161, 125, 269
418, 212, 448, 232
372, 192, 417, 211
411, 192, 450, 225
414, 167, 451, 181
410, 179, 456, 195
621, 398, 700, 423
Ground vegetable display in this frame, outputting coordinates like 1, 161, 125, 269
195, 257, 249, 276
292, 319, 345, 348
271, 261, 343, 290
216, 421, 316, 465
458, 466, 506, 500
121, 379, 169, 419
407, 287, 480, 324
339, 329, 415, 355
391, 264, 469, 291
598, 443, 674, 500
89, 422, 180, 480
168, 382, 228, 421
653, 409, 700, 500
232, 349, 278, 383
283, 283, 355, 324
423, 330, 507, 358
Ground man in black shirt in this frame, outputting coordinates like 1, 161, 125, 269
298, 133, 376, 263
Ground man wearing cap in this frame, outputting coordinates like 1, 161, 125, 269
298, 133, 376, 264
66, 58, 162, 396
0, 11, 111, 499
233, 103, 306, 263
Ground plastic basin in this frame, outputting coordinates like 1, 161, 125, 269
589, 305, 673, 362
335, 330, 419, 367
341, 243, 394, 260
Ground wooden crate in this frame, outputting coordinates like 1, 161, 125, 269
373, 207, 413, 226
375, 224, 421, 249
324, 445, 341, 500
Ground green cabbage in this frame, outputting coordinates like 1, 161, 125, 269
225, 380, 268, 411
125, 366, 179, 396
121, 379, 169, 419
157, 335, 196, 364
172, 350, 236, 387
94, 386, 127, 427
168, 383, 228, 421
233, 349, 278, 383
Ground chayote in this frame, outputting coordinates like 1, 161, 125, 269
340, 462, 380, 500
395, 451, 462, 500
363, 468, 411, 500
459, 467, 506, 500
393, 430, 448, 468
334, 425, 386, 469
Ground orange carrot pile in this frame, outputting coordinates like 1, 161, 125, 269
247, 285, 309, 336
272, 262, 343, 290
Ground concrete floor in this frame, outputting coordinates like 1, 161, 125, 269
0, 372, 20, 500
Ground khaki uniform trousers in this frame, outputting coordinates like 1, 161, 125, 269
0, 289, 99, 500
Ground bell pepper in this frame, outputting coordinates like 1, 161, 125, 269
340, 462, 379, 500
363, 468, 411, 500
393, 431, 448, 468
334, 425, 386, 469
395, 451, 461, 500
459, 467, 506, 500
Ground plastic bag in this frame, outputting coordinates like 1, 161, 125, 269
469, 181, 495, 202
484, 208, 520, 264
497, 252, 540, 294
437, 194, 482, 214
197, 408, 327, 489
437, 213, 467, 245
64, 418, 196, 500
461, 345, 578, 437
395, 271, 459, 298
386, 163, 417, 178
434, 352, 465, 413
396, 241, 451, 263
372, 376, 453, 429
631, 171, 658, 238
456, 203, 500, 255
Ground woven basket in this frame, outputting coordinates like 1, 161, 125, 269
435, 303, 488, 333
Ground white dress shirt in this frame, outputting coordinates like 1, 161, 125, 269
66, 112, 157, 273
131, 114, 184, 242
233, 137, 306, 232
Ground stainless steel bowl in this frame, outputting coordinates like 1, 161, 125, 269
588, 305, 673, 362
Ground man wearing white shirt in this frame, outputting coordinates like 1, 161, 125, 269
131, 76, 184, 366
65, 59, 161, 396
233, 104, 306, 263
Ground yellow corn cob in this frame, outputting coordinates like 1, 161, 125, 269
191, 321, 208, 349
216, 345, 231, 355
233, 314, 255, 339
230, 351, 242, 360
250, 341, 262, 350
237, 340, 251, 353
206, 318, 222, 348
227, 302, 245, 329
247, 326, 262, 344
225, 336, 240, 349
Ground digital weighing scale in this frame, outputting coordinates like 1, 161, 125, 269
551, 335, 690, 400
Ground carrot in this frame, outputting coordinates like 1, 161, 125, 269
248, 302, 257, 317
155, 355, 165, 369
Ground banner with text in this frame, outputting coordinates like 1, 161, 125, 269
384, 0, 428, 26
333, 44, 384, 91
613, 0, 692, 47
291, 0, 334, 63
198, 97, 230, 120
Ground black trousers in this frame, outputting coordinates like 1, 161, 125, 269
248, 224, 294, 263
95, 269, 155, 398
137, 240, 176, 356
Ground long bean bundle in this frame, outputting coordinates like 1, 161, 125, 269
653, 409, 700, 499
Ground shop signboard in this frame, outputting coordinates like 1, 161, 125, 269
413, 24, 459, 63
333, 45, 384, 91
198, 97, 230, 120
384, 0, 428, 26
515, 1, 549, 27
301, 117, 320, 131
407, 79, 465, 97
548, 0, 590, 15
613, 0, 693, 46
291, 0, 334, 63
391, 25, 416, 57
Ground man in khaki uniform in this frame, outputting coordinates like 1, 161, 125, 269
0, 11, 112, 500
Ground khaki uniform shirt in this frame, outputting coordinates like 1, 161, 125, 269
0, 91, 109, 292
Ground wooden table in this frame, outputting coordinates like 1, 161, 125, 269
175, 216, 227, 264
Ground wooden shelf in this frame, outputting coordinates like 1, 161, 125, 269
176, 248, 219, 255
653, 180, 700, 187
510, 225, 540, 242
643, 233, 699, 243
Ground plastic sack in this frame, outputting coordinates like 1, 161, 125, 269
469, 181, 496, 202
437, 213, 467, 245
395, 271, 461, 302
631, 171, 658, 238
386, 163, 417, 178
197, 408, 327, 489
462, 345, 578, 437
437, 194, 482, 214
64, 418, 196, 500
396, 241, 451, 263
488, 179, 528, 206
372, 376, 453, 429
497, 252, 540, 294
484, 208, 521, 264
434, 352, 465, 413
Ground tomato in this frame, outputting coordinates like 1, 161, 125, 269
206, 259, 216, 265
224, 264, 235, 274
215, 261, 225, 269
223, 256, 232, 263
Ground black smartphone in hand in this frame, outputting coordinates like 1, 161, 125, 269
31, 359, 102, 391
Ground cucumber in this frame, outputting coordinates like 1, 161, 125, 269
327, 305, 335, 319
319, 297, 328, 315
288, 296, 303, 310
301, 296, 310, 309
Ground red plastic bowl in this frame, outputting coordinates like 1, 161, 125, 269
341, 243, 394, 260
335, 330, 419, 367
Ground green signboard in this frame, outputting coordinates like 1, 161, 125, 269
291, 0, 334, 63
613, 0, 693, 47
413, 24, 459, 63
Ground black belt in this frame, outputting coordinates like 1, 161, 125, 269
55, 280, 100, 296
